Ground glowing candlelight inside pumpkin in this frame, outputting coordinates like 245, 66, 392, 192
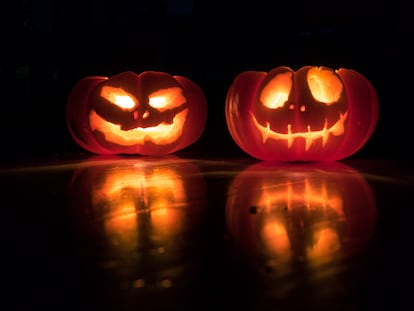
66, 71, 207, 155
226, 65, 379, 161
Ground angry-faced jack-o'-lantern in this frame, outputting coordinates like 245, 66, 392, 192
66, 71, 207, 156
226, 161, 377, 277
67, 156, 207, 289
226, 66, 379, 161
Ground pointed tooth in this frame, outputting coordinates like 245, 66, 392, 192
287, 124, 293, 148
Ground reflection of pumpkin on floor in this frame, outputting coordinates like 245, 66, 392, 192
67, 156, 207, 286
226, 66, 379, 161
226, 161, 377, 268
66, 71, 207, 155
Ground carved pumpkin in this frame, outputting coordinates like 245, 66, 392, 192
225, 66, 379, 161
67, 156, 207, 286
226, 161, 377, 271
66, 71, 207, 156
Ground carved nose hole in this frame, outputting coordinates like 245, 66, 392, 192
300, 105, 306, 112
289, 104, 295, 110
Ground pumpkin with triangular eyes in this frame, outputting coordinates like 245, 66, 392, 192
225, 66, 379, 162
66, 71, 207, 155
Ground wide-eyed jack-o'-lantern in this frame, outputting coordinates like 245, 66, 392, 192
67, 156, 207, 290
225, 66, 379, 161
66, 71, 207, 156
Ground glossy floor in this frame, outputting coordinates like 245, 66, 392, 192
2, 154, 413, 310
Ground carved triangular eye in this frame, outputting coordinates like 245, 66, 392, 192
260, 71, 293, 109
67, 70, 207, 155
101, 86, 138, 111
148, 87, 187, 112
307, 67, 343, 105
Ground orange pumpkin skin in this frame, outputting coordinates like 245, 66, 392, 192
66, 71, 207, 156
225, 66, 379, 161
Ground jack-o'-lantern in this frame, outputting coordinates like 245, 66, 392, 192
66, 71, 207, 156
226, 161, 377, 277
225, 66, 379, 161
67, 156, 207, 288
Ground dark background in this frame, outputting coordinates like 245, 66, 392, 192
2, 2, 413, 311
3, 0, 410, 162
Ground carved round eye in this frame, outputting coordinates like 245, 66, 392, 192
101, 86, 138, 110
260, 71, 292, 109
307, 67, 343, 105
148, 87, 186, 112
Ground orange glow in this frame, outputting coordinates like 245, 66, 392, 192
307, 67, 343, 104
92, 167, 187, 212
255, 176, 345, 262
262, 219, 291, 261
104, 203, 138, 251
260, 71, 292, 109
148, 87, 187, 111
100, 86, 138, 110
92, 170, 141, 251
307, 228, 340, 264
257, 177, 344, 215
144, 169, 186, 237
89, 109, 189, 146
226, 162, 377, 285
91, 166, 188, 247
251, 111, 348, 150
93, 86, 189, 146
224, 65, 379, 161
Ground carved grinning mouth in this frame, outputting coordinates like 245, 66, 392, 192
89, 109, 189, 146
251, 111, 348, 150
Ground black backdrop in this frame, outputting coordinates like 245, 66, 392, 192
3, 0, 409, 162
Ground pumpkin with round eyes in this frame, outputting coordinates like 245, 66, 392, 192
225, 66, 379, 161
66, 71, 207, 156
